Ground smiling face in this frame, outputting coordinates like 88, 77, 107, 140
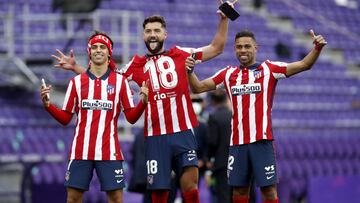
143, 22, 167, 55
234, 36, 257, 67
90, 42, 109, 66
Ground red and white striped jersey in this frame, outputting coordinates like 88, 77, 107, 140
120, 46, 203, 136
211, 60, 287, 146
62, 69, 135, 160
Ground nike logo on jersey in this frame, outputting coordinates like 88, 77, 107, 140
116, 179, 123, 183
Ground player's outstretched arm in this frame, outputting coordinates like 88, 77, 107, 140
186, 56, 216, 93
51, 49, 86, 74
200, 0, 229, 62
286, 29, 327, 77
40, 82, 73, 125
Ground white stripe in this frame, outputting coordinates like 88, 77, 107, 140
67, 159, 74, 170
248, 70, 257, 143
94, 79, 107, 160
147, 104, 153, 136
182, 95, 192, 129
157, 100, 166, 135
262, 63, 270, 139
83, 79, 94, 159
235, 70, 244, 145
176, 46, 203, 54
170, 97, 180, 132
62, 79, 73, 111
70, 77, 81, 160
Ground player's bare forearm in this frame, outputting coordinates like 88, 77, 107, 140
201, 15, 229, 61
74, 64, 87, 74
188, 72, 216, 93
286, 29, 326, 77
286, 49, 321, 76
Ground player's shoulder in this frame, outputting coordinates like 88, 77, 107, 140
130, 54, 147, 64
172, 46, 202, 55
264, 60, 287, 68
118, 54, 146, 73
222, 65, 238, 71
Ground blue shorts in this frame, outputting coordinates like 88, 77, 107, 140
145, 129, 198, 190
64, 160, 125, 191
228, 140, 277, 187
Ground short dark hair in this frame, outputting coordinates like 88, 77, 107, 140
235, 30, 256, 42
88, 30, 114, 46
143, 15, 166, 29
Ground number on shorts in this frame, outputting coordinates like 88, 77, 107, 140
228, 156, 234, 170
146, 160, 158, 174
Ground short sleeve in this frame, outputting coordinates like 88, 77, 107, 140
119, 76, 135, 112
265, 60, 287, 80
211, 67, 229, 86
62, 78, 77, 113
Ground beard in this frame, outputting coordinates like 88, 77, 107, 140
145, 40, 164, 55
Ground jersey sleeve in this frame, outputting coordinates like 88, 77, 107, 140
118, 55, 145, 87
265, 60, 288, 80
47, 104, 73, 125
119, 57, 135, 80
210, 67, 228, 86
176, 46, 203, 63
62, 78, 77, 113
120, 76, 135, 112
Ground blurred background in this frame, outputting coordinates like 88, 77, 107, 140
0, 0, 360, 202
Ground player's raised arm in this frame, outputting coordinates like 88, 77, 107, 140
40, 80, 73, 125
286, 29, 327, 77
186, 56, 216, 93
51, 49, 87, 74
199, 0, 230, 62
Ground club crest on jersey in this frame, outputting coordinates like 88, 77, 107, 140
253, 70, 263, 79
107, 85, 115, 95
231, 83, 261, 96
82, 99, 113, 110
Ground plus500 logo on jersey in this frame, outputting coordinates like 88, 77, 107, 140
82, 99, 113, 110
231, 83, 261, 95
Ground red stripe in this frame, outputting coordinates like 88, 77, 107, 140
266, 78, 277, 140
255, 67, 264, 141
186, 93, 199, 128
163, 98, 173, 133
176, 96, 186, 132
241, 69, 250, 144
144, 108, 149, 136
150, 102, 161, 136
75, 74, 88, 159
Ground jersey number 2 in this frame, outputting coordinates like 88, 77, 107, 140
145, 56, 178, 91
